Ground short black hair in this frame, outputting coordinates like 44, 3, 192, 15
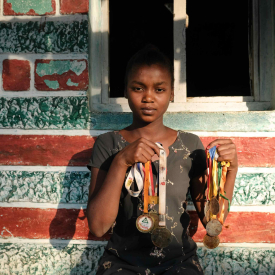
124, 45, 174, 88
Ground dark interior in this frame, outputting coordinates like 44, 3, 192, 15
109, 0, 251, 98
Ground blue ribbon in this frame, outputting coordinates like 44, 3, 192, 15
209, 146, 217, 160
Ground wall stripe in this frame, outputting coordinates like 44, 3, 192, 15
0, 242, 274, 275
0, 165, 274, 173
0, 169, 274, 205
0, 135, 95, 166
0, 20, 88, 53
0, 135, 274, 166
1, 208, 275, 243
90, 111, 275, 132
2, 129, 275, 137
0, 96, 89, 130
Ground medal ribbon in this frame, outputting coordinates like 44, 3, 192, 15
156, 143, 167, 227
124, 164, 144, 197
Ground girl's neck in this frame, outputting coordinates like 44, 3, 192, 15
125, 117, 167, 142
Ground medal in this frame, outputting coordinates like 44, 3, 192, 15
206, 219, 223, 236
136, 161, 155, 233
136, 214, 154, 233
204, 147, 231, 248
151, 227, 172, 248
203, 234, 220, 249
210, 197, 219, 215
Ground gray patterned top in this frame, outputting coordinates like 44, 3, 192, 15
88, 130, 206, 270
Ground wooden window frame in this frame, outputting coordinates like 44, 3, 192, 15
88, 0, 275, 112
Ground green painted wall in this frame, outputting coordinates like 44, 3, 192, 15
0, 21, 88, 53
1, 170, 274, 206
0, 243, 274, 275
7, 0, 53, 14
0, 97, 89, 129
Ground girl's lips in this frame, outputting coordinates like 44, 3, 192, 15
141, 107, 156, 115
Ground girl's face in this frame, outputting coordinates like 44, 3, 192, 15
125, 64, 174, 124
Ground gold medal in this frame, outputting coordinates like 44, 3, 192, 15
203, 234, 220, 249
210, 197, 219, 215
136, 214, 154, 233
151, 227, 172, 248
149, 212, 159, 230
206, 219, 223, 237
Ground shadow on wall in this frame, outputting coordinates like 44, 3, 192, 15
48, 148, 109, 274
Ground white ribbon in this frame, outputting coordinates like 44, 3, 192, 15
124, 143, 167, 227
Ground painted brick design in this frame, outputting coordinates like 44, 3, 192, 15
0, 21, 88, 54
1, 171, 275, 205
2, 60, 30, 91
0, 135, 95, 166
0, 97, 89, 129
60, 0, 89, 14
2, 208, 275, 243
0, 243, 105, 274
4, 0, 56, 15
0, 244, 274, 274
0, 171, 90, 203
35, 60, 89, 91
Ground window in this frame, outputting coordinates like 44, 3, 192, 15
88, 0, 275, 112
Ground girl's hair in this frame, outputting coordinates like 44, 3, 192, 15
124, 45, 174, 88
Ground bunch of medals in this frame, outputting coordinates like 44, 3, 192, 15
203, 146, 231, 249
125, 143, 172, 248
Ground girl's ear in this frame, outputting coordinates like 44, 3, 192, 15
170, 89, 174, 102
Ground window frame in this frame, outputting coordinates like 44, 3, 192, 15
88, 0, 275, 112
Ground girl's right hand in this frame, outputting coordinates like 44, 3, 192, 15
115, 137, 160, 167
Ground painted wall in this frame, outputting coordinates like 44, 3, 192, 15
0, 0, 275, 274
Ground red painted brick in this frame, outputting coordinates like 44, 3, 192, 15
2, 208, 275, 243
60, 0, 89, 14
0, 135, 95, 166
2, 60, 30, 91
35, 59, 89, 91
1, 135, 275, 167
3, 0, 56, 15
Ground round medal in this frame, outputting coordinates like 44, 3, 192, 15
149, 212, 159, 230
203, 234, 220, 249
210, 197, 219, 215
206, 219, 223, 237
151, 227, 172, 248
136, 214, 154, 233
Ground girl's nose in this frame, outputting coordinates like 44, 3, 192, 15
142, 89, 154, 102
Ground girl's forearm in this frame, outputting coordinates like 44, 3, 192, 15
223, 169, 237, 221
87, 155, 128, 237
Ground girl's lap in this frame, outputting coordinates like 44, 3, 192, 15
96, 255, 204, 275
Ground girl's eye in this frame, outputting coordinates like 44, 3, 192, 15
133, 87, 143, 92
156, 88, 165, 92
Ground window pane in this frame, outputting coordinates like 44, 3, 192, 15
109, 0, 173, 98
186, 0, 251, 97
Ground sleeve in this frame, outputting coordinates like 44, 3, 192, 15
87, 134, 114, 171
189, 135, 207, 180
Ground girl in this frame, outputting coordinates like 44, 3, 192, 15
87, 46, 238, 274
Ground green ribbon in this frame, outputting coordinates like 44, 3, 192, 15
219, 193, 231, 212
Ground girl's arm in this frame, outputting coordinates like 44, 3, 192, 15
190, 139, 238, 228
87, 138, 160, 237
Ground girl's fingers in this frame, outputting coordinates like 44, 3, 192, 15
138, 138, 161, 157
217, 153, 235, 163
207, 139, 233, 149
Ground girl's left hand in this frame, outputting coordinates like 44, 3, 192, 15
207, 139, 238, 172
